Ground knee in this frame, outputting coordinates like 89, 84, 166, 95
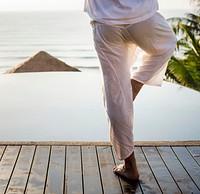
156, 31, 177, 56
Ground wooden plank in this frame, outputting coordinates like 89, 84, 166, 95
112, 147, 143, 194
25, 146, 50, 194
0, 141, 111, 146
134, 147, 162, 194
157, 146, 200, 193
135, 141, 200, 146
82, 146, 103, 194
65, 146, 83, 194
96, 146, 122, 194
187, 146, 200, 165
0, 146, 6, 161
0, 146, 20, 194
1, 140, 200, 146
172, 146, 200, 190
44, 146, 65, 194
0, 144, 199, 194
142, 147, 181, 194
5, 146, 35, 194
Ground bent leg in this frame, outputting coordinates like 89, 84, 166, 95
127, 12, 177, 86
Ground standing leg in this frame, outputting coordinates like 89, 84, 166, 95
92, 22, 139, 180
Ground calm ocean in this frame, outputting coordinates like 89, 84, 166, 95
0, 9, 192, 74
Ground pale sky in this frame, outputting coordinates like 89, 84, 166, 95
0, 0, 194, 11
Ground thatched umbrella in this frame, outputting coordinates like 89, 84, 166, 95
5, 51, 80, 73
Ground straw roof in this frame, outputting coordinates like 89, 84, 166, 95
5, 51, 80, 73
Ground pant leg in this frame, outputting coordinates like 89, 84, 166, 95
92, 22, 137, 160
127, 12, 177, 86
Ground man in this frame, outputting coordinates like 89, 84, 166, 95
84, 0, 176, 180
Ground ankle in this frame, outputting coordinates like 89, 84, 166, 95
124, 152, 137, 169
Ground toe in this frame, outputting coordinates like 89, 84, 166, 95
113, 165, 117, 171
113, 164, 125, 173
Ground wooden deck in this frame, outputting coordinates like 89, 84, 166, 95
0, 141, 200, 194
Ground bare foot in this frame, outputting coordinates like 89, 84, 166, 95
113, 164, 139, 181
131, 79, 143, 101
113, 152, 139, 181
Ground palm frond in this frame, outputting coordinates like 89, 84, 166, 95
180, 23, 200, 56
166, 7, 200, 91
166, 56, 198, 89
167, 13, 200, 35
176, 38, 191, 51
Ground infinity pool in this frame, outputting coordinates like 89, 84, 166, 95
0, 71, 199, 141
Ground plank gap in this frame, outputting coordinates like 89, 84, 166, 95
63, 146, 67, 194
0, 146, 7, 162
95, 146, 105, 194
43, 145, 52, 194
172, 146, 200, 191
156, 146, 182, 193
4, 146, 22, 194
96, 146, 122, 194
134, 147, 161, 194
24, 146, 37, 193
80, 146, 85, 194
186, 146, 200, 167
25, 146, 51, 193
171, 147, 198, 188
110, 147, 125, 194
141, 147, 162, 193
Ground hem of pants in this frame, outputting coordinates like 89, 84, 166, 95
130, 76, 162, 87
118, 147, 135, 161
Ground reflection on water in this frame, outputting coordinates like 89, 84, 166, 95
0, 70, 199, 141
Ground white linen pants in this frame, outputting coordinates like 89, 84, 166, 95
92, 12, 177, 160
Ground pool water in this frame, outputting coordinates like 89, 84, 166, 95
0, 70, 199, 141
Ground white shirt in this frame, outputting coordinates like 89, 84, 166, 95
84, 0, 159, 25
